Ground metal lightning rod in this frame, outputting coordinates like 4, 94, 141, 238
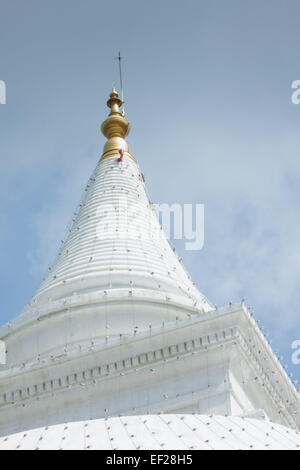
115, 51, 125, 115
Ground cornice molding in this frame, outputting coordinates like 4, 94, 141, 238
0, 325, 239, 409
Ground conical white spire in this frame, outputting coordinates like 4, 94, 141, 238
0, 90, 299, 439
33, 152, 209, 306
1, 89, 212, 366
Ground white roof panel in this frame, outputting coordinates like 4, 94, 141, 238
1, 414, 299, 450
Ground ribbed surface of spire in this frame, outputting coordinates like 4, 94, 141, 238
33, 154, 210, 309
0, 89, 212, 365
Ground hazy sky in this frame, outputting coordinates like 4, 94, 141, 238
0, 0, 300, 383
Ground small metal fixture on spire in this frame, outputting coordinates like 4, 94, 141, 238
115, 52, 125, 115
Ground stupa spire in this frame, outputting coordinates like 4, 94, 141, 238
100, 88, 133, 161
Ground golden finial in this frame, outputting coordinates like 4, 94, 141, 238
100, 88, 134, 161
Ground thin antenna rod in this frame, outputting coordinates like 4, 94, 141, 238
115, 51, 125, 114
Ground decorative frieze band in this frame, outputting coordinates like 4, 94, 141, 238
0, 327, 238, 407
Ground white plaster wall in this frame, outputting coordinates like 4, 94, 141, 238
0, 305, 298, 436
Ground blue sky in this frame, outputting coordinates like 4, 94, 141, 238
0, 0, 300, 384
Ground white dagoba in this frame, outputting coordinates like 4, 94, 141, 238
0, 89, 299, 449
